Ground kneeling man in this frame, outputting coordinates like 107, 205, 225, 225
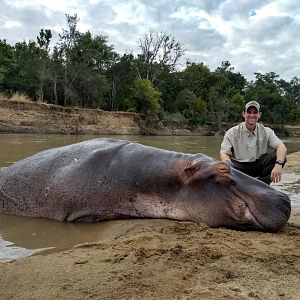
220, 100, 287, 184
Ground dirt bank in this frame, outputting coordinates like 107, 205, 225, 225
0, 99, 145, 135
2, 99, 298, 137
0, 99, 215, 136
0, 153, 300, 300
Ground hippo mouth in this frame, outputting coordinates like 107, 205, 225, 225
233, 192, 291, 231
242, 204, 265, 229
229, 198, 264, 230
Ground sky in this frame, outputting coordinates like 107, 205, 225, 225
1, 0, 299, 81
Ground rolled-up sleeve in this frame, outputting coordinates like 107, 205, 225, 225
268, 129, 283, 149
220, 132, 233, 155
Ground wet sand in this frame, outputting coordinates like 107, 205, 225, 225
0, 153, 299, 300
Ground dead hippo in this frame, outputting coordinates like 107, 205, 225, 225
0, 138, 291, 231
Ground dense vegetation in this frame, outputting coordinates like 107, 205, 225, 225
0, 14, 299, 127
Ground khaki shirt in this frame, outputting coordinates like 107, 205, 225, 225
220, 122, 283, 162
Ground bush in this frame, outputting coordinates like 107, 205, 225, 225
161, 112, 189, 127
127, 79, 162, 115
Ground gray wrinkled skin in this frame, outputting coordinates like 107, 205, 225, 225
0, 138, 291, 231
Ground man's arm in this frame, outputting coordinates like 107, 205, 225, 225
220, 152, 231, 162
276, 143, 287, 162
270, 143, 287, 183
220, 131, 233, 164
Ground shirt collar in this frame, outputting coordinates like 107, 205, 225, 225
242, 122, 257, 136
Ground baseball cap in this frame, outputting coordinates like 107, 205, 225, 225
245, 101, 260, 111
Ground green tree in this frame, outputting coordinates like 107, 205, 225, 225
181, 62, 212, 101
127, 78, 161, 115
210, 61, 247, 123
107, 53, 139, 110
215, 61, 247, 97
175, 89, 207, 126
245, 72, 292, 124
153, 68, 182, 113
281, 76, 300, 123
55, 15, 117, 108
138, 29, 185, 81
36, 29, 52, 102
5, 41, 41, 99
180, 62, 230, 123
68, 31, 117, 108
57, 14, 81, 106
49, 46, 64, 105
0, 20, 298, 126
0, 40, 15, 89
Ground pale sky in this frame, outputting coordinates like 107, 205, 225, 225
1, 0, 299, 80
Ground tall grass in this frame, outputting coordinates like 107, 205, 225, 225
0, 92, 32, 102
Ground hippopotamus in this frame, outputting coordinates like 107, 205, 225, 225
0, 138, 290, 231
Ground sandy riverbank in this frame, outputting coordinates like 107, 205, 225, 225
0, 153, 299, 300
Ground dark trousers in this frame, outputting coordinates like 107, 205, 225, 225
231, 152, 286, 185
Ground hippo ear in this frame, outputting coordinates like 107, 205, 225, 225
179, 159, 202, 185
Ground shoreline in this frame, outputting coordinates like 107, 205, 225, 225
1, 99, 300, 137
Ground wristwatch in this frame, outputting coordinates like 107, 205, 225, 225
276, 160, 284, 166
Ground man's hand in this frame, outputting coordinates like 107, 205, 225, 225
271, 164, 283, 183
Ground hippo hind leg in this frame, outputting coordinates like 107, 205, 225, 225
69, 213, 128, 223
72, 215, 106, 222
65, 209, 103, 222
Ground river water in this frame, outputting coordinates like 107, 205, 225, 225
0, 133, 299, 262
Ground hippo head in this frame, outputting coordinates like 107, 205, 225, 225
179, 157, 291, 231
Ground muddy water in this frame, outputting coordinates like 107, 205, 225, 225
0, 133, 299, 261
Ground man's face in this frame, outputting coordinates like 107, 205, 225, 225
242, 107, 261, 126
